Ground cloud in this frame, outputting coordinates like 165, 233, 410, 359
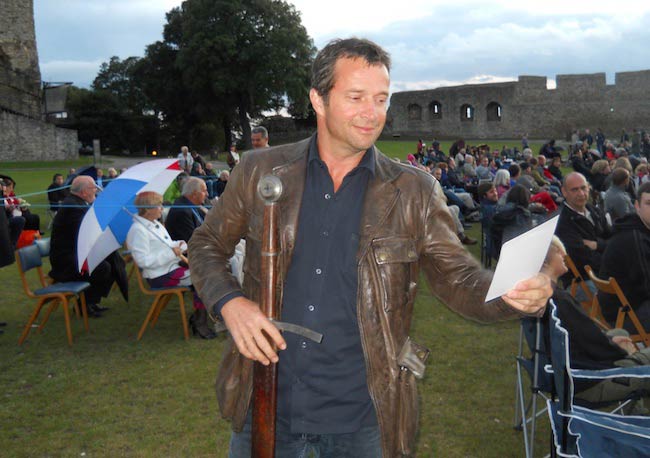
31, 0, 650, 92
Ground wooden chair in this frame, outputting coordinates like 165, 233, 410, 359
132, 260, 190, 341
563, 254, 593, 312
16, 244, 90, 346
584, 265, 650, 347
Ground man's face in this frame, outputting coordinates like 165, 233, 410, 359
310, 57, 389, 157
188, 183, 208, 205
636, 192, 650, 229
433, 169, 442, 180
485, 186, 498, 202
251, 132, 268, 149
55, 176, 64, 186
481, 157, 488, 167
538, 156, 546, 166
562, 174, 589, 211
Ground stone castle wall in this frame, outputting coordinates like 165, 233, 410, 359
0, 0, 77, 161
386, 70, 650, 140
0, 111, 78, 161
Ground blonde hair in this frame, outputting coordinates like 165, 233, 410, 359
544, 235, 566, 266
591, 159, 610, 175
134, 191, 163, 216
614, 157, 633, 173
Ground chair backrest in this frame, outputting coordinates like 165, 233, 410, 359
16, 244, 43, 272
34, 237, 51, 257
15, 244, 46, 297
585, 265, 650, 346
546, 300, 580, 454
564, 254, 593, 311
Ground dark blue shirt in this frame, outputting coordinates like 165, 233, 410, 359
278, 135, 377, 434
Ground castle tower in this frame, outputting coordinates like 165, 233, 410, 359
0, 0, 42, 117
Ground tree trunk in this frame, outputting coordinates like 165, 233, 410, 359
238, 93, 251, 150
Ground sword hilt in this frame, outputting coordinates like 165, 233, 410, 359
212, 318, 323, 344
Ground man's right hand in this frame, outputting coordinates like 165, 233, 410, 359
220, 296, 286, 365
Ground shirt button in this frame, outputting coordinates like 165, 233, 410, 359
315, 268, 322, 275
324, 193, 331, 200
308, 305, 315, 312
300, 341, 307, 349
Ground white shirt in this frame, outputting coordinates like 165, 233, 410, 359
126, 215, 187, 279
177, 152, 194, 173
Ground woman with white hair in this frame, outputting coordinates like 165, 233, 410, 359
126, 191, 216, 339
494, 169, 511, 199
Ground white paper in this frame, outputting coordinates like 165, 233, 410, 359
485, 215, 559, 302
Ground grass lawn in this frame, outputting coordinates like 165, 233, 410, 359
0, 152, 550, 457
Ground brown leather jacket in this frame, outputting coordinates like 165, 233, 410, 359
189, 137, 521, 457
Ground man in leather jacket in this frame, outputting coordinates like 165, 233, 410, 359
189, 38, 551, 458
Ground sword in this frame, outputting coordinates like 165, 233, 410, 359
211, 176, 323, 458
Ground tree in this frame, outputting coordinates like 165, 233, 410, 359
163, 0, 315, 149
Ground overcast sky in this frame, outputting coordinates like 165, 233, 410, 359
34, 0, 650, 93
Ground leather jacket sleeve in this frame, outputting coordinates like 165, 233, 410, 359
188, 154, 251, 309
420, 180, 521, 322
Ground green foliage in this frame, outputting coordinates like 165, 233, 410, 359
166, 0, 316, 148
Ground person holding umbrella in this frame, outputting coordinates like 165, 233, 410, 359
126, 191, 215, 339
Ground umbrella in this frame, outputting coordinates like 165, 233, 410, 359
77, 159, 181, 275
64, 165, 97, 186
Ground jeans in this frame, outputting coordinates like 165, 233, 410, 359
228, 411, 382, 458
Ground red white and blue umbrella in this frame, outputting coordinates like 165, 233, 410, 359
77, 159, 181, 273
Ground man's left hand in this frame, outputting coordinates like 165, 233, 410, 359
501, 272, 552, 316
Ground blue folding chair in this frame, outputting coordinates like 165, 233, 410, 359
514, 317, 554, 457
545, 300, 650, 457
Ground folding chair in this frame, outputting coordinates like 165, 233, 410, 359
16, 244, 90, 346
545, 300, 650, 457
563, 254, 592, 312
513, 317, 554, 458
585, 265, 650, 347
132, 260, 190, 341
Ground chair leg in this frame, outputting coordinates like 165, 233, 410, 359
18, 299, 47, 345
137, 297, 161, 341
37, 298, 60, 333
79, 293, 89, 333
177, 292, 189, 341
151, 295, 172, 326
61, 297, 73, 346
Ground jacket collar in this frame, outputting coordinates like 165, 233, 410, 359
270, 134, 403, 268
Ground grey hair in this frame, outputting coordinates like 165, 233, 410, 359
182, 177, 205, 196
311, 37, 391, 102
251, 126, 268, 138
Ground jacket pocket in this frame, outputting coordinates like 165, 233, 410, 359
371, 236, 418, 312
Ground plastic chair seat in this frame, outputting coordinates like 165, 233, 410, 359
35, 281, 91, 296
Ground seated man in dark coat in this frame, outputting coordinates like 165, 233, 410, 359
599, 181, 650, 330
49, 176, 114, 317
165, 177, 208, 243
555, 172, 610, 284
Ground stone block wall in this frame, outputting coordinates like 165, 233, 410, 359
387, 70, 650, 140
0, 111, 78, 161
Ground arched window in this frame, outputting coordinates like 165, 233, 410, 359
486, 102, 502, 122
429, 100, 442, 119
460, 104, 474, 121
408, 103, 422, 121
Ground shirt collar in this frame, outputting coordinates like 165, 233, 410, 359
308, 134, 376, 177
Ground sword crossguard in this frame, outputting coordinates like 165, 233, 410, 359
213, 318, 323, 344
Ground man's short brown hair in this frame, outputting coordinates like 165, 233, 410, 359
311, 38, 391, 102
